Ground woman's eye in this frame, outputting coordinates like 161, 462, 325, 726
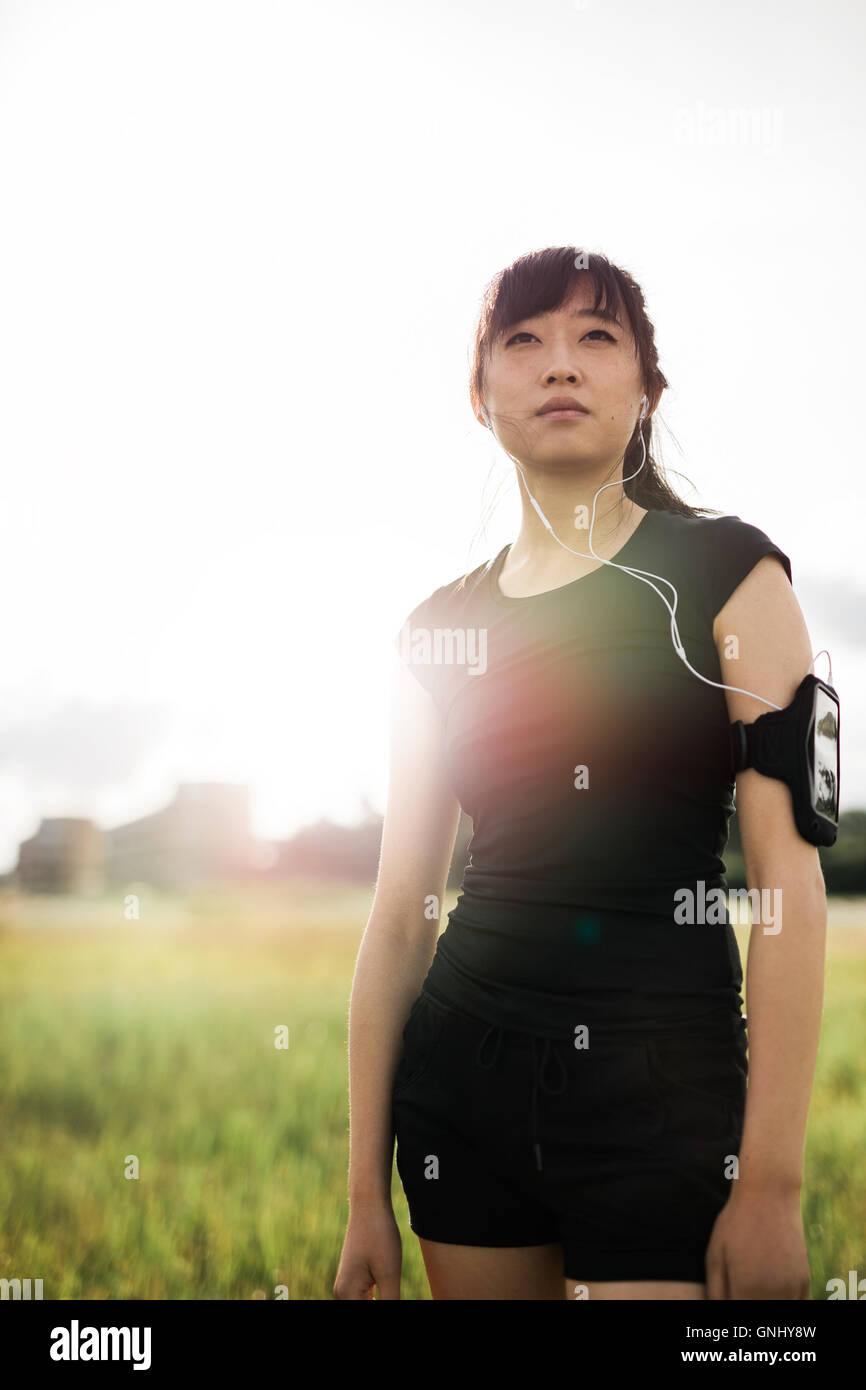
505, 329, 616, 346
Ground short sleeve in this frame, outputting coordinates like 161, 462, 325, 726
393, 590, 444, 698
707, 515, 792, 624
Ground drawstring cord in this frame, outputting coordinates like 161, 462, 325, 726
530, 1035, 569, 1170
475, 1022, 504, 1070
474, 1023, 568, 1172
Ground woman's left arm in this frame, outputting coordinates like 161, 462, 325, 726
706, 554, 826, 1300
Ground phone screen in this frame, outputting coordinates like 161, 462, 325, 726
812, 687, 839, 822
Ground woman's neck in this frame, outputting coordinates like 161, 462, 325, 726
507, 491, 646, 576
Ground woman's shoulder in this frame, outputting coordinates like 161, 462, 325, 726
650, 507, 792, 621
404, 547, 506, 621
651, 505, 768, 537
654, 507, 789, 566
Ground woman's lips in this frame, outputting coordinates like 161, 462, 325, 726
538, 408, 589, 419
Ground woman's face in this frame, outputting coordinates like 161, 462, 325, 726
479, 278, 647, 472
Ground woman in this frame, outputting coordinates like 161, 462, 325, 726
334, 247, 825, 1301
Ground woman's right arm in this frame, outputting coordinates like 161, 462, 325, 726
332, 649, 461, 1299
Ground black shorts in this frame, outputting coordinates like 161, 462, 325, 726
392, 989, 748, 1285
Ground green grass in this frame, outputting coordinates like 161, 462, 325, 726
0, 884, 864, 1300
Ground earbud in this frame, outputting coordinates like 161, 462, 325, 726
481, 403, 491, 427
639, 395, 648, 424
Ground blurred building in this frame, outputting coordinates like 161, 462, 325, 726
15, 783, 258, 893
17, 817, 104, 894
11, 786, 476, 894
104, 782, 256, 890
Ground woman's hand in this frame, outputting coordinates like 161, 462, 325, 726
333, 1201, 404, 1300
705, 1186, 811, 1299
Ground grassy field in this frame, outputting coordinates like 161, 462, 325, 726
0, 882, 864, 1301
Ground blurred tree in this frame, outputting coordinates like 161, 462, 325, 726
724, 806, 866, 893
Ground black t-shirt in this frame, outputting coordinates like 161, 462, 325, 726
393, 507, 793, 1039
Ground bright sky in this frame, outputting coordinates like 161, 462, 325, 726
0, 0, 864, 873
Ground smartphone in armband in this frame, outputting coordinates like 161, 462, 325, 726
729, 673, 840, 847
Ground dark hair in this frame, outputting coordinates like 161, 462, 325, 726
459, 246, 720, 582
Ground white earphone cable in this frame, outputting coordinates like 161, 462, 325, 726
495, 399, 827, 713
